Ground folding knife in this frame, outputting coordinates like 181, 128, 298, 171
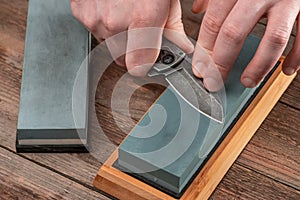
148, 39, 224, 123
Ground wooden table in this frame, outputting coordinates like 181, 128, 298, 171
0, 1, 299, 199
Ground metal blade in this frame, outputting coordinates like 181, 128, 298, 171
165, 67, 224, 123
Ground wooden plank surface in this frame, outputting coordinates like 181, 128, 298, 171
0, 0, 299, 199
237, 103, 300, 189
0, 147, 109, 200
211, 164, 300, 200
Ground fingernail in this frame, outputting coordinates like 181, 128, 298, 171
283, 67, 295, 75
128, 64, 150, 77
204, 77, 221, 92
242, 77, 256, 88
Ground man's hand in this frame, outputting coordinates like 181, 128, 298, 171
192, 0, 300, 91
71, 0, 193, 76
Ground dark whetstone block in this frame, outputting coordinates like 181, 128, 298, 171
16, 0, 90, 152
117, 35, 267, 196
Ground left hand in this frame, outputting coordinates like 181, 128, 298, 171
192, 0, 300, 91
70, 0, 193, 76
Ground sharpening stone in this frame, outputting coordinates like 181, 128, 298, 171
116, 35, 274, 197
16, 0, 90, 152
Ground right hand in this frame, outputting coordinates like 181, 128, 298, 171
192, 0, 300, 91
70, 0, 194, 76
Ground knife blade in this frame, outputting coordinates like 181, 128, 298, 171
148, 39, 224, 123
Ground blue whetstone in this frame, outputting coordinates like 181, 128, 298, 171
118, 35, 262, 194
16, 0, 89, 152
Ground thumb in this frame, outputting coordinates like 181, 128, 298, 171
164, 0, 194, 54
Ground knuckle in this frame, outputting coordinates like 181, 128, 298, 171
203, 14, 222, 34
101, 15, 116, 32
221, 23, 244, 43
70, 0, 85, 18
133, 7, 165, 27
266, 27, 290, 46
83, 17, 98, 32
133, 13, 154, 26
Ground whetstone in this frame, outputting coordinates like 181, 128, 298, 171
115, 36, 277, 196
16, 0, 90, 152
93, 44, 296, 200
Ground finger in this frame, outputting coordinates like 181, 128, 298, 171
191, 43, 212, 78
241, 4, 298, 87
114, 55, 126, 67
126, 27, 164, 77
70, 0, 86, 18
197, 0, 237, 51
196, 0, 264, 91
211, 1, 266, 82
164, 0, 194, 54
70, 0, 107, 42
192, 0, 209, 14
125, 1, 170, 76
70, 0, 98, 32
192, 0, 236, 82
105, 31, 127, 67
283, 14, 300, 75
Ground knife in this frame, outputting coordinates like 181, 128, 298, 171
148, 39, 224, 123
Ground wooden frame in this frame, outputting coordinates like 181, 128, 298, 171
93, 58, 296, 200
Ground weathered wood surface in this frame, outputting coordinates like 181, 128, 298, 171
0, 0, 299, 199
0, 148, 109, 200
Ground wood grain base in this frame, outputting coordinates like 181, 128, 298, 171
93, 58, 296, 200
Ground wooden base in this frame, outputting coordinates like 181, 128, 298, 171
93, 58, 296, 200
